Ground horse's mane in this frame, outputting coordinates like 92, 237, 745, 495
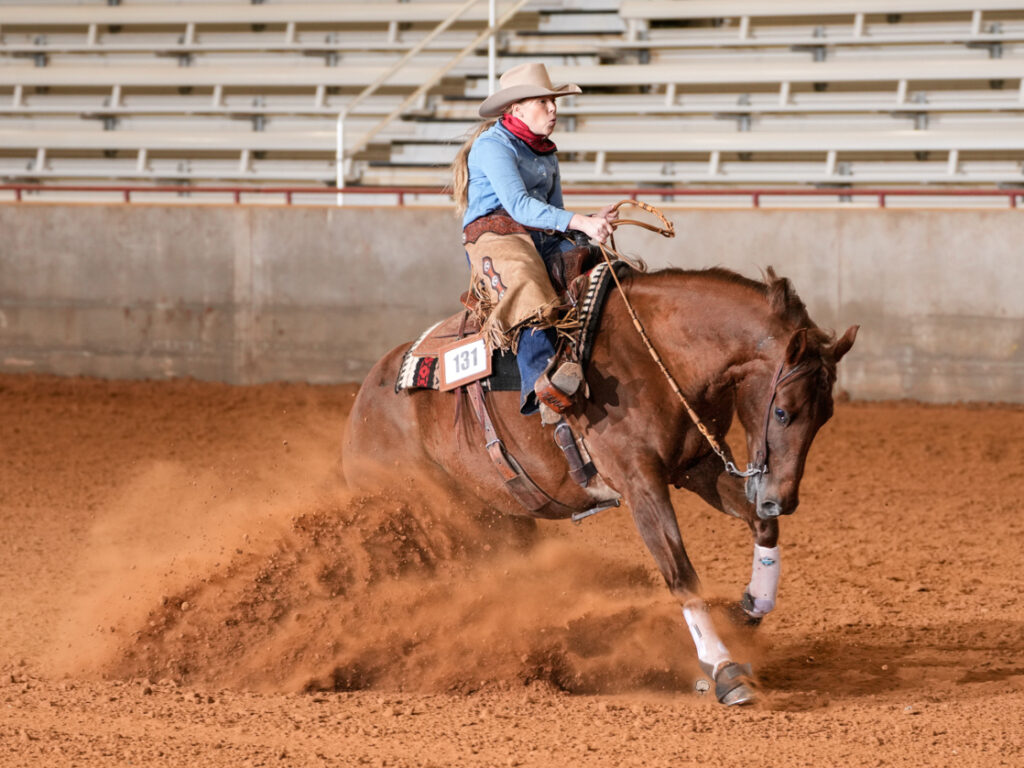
648, 265, 839, 374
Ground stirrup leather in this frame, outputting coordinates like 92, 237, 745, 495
552, 420, 597, 488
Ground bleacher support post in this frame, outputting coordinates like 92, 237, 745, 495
488, 0, 497, 95
336, 0, 528, 205
334, 0, 497, 206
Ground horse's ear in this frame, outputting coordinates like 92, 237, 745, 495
832, 325, 859, 363
785, 328, 808, 366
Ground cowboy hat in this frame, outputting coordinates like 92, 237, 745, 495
478, 62, 582, 118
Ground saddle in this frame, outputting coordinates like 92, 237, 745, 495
549, 243, 604, 297
394, 257, 629, 519
407, 242, 602, 361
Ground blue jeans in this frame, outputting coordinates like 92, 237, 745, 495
517, 327, 556, 415
517, 234, 577, 415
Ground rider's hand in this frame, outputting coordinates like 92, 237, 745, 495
595, 202, 619, 223
569, 212, 613, 244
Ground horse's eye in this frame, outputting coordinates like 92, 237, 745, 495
774, 407, 789, 425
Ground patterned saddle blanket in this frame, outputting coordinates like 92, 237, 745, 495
395, 260, 625, 394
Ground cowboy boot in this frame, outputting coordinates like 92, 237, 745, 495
534, 360, 583, 419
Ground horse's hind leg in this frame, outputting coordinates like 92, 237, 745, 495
622, 472, 757, 706
674, 456, 782, 628
343, 350, 539, 549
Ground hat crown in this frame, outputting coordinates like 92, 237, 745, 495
477, 62, 580, 118
499, 62, 554, 91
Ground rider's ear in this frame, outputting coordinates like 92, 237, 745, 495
785, 328, 808, 366
832, 325, 859, 363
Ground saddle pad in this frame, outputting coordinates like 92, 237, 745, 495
395, 342, 520, 394
394, 261, 624, 394
573, 259, 626, 369
410, 311, 482, 358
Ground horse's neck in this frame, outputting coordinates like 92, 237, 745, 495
632, 272, 783, 397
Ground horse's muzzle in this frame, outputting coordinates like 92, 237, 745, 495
748, 474, 795, 519
756, 499, 783, 519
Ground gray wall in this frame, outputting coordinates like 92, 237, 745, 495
0, 205, 468, 384
1, 204, 1021, 402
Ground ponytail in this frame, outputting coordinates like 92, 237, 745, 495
450, 120, 496, 218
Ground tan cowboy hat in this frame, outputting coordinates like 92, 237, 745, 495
478, 62, 582, 118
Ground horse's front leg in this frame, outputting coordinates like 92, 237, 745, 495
672, 457, 781, 628
739, 515, 780, 625
624, 478, 757, 706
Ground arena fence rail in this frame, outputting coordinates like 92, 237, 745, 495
1, 183, 1022, 209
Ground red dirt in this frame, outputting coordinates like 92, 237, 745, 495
1, 373, 1022, 767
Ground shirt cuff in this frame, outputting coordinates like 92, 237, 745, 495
554, 209, 574, 232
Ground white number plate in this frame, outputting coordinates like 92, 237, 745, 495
438, 333, 492, 391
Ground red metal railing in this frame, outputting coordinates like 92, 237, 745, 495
0, 183, 1021, 208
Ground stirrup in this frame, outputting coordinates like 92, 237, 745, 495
538, 402, 561, 426
535, 361, 583, 414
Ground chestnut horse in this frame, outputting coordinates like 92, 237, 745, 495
343, 265, 857, 705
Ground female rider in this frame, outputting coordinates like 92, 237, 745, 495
451, 61, 617, 417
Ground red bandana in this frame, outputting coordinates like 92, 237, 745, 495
501, 113, 557, 155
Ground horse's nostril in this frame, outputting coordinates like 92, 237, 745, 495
758, 500, 782, 519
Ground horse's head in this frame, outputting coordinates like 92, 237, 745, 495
740, 324, 858, 520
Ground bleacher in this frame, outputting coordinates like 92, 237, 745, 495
1, 0, 1023, 203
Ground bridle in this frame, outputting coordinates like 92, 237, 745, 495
592, 199, 809, 483
747, 360, 810, 476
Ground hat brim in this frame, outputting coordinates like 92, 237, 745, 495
478, 82, 582, 118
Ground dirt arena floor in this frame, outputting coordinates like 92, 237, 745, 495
1, 372, 1022, 767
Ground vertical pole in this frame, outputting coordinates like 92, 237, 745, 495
488, 0, 497, 95
336, 111, 345, 206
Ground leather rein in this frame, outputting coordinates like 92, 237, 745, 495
593, 199, 802, 481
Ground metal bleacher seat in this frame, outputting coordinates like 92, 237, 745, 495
0, 127, 339, 183
12, 55, 1015, 120
441, 54, 1024, 132
1, 0, 1023, 194
0, 2, 595, 122
617, 0, 1024, 49
548, 57, 1024, 105
4, 121, 1023, 187
0, 1, 533, 55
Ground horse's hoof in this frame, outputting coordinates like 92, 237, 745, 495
715, 662, 758, 707
723, 596, 763, 629
720, 681, 757, 707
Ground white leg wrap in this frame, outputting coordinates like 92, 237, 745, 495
682, 600, 731, 678
746, 544, 781, 617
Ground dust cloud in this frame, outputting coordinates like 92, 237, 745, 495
41, 385, 711, 695
102, 472, 708, 695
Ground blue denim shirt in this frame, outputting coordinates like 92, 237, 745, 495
462, 121, 574, 235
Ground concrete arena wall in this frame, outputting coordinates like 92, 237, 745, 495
1, 204, 1021, 403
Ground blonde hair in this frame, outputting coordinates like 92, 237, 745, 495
451, 119, 496, 218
